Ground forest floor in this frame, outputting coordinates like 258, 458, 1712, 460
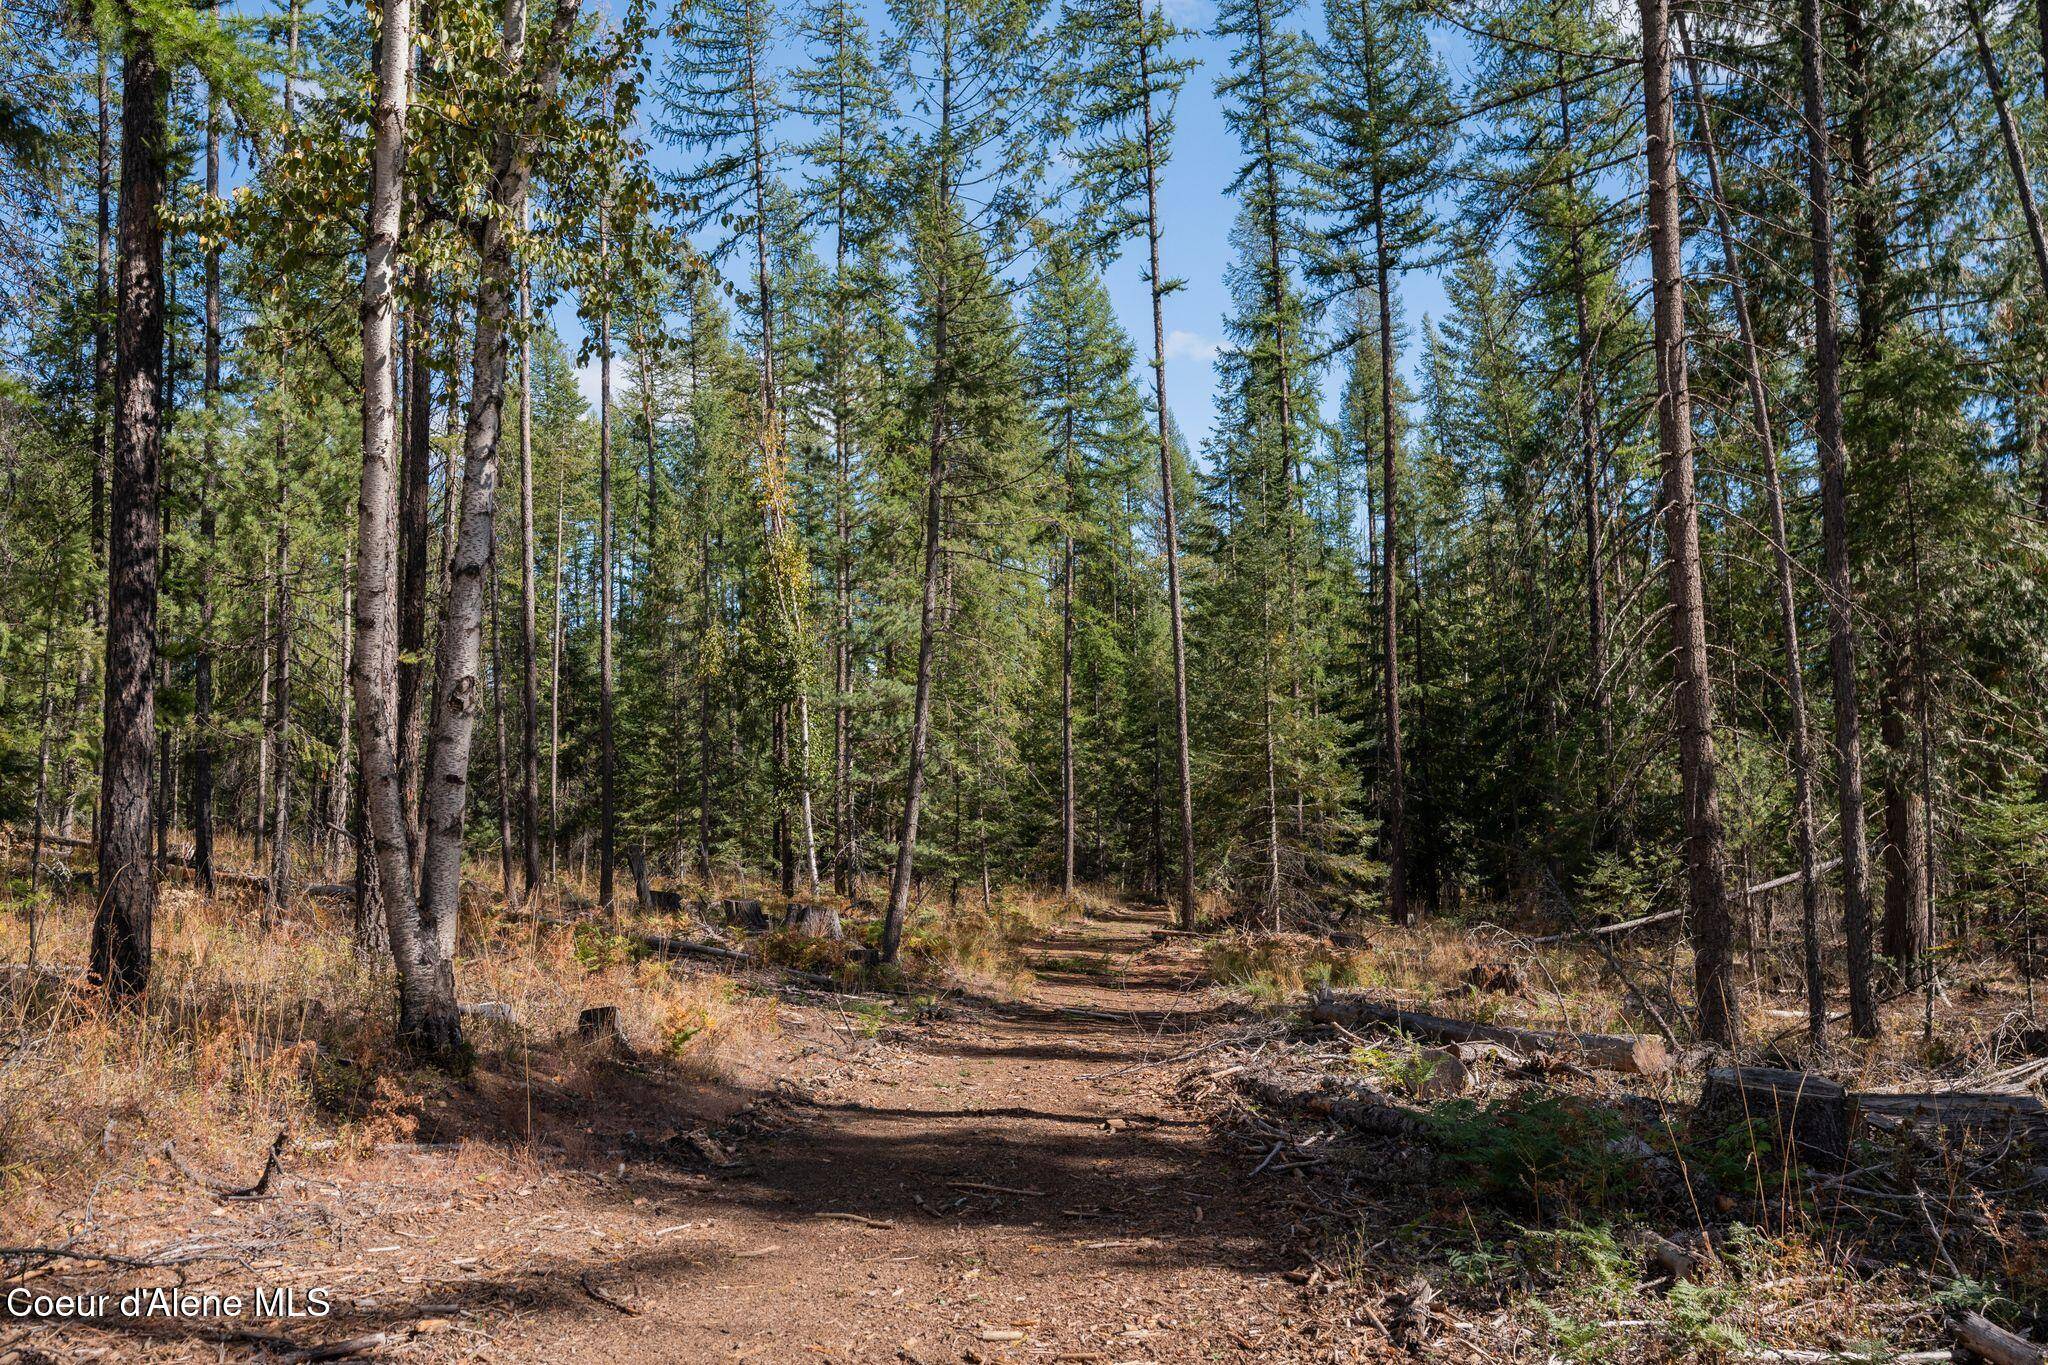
5, 881, 2046, 1363
2, 900, 1361, 1363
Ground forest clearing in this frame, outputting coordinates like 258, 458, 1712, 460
5, 0, 2048, 1351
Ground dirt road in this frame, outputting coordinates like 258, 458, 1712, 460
523, 902, 1310, 1362
24, 904, 1334, 1363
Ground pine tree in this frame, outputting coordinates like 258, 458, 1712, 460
1022, 234, 1149, 893
1315, 0, 1451, 925
878, 0, 1049, 960
661, 0, 825, 894
1060, 0, 1200, 921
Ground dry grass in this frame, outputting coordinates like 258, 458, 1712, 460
0, 879, 782, 1246
1198, 913, 2044, 1081
1203, 931, 1376, 1000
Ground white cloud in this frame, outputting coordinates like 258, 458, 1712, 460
574, 356, 604, 408
1164, 329, 1221, 364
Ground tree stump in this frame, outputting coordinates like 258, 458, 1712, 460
576, 1005, 626, 1052
1463, 963, 1526, 994
783, 902, 843, 940
626, 846, 653, 912
1695, 1066, 1854, 1168
715, 898, 768, 933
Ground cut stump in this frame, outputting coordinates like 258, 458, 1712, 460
577, 1005, 627, 1052
1695, 1066, 1854, 1168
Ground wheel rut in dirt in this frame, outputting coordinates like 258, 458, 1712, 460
557, 900, 1305, 1362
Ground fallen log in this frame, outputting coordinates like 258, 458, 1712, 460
1306, 990, 1671, 1075
1233, 1068, 1434, 1140
22, 830, 95, 851
1953, 1312, 2046, 1365
1857, 1089, 2047, 1146
1696, 1066, 1854, 1168
1529, 860, 1843, 944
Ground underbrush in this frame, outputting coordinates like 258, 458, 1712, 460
1204, 994, 2048, 1360
882, 883, 1097, 993
0, 884, 779, 1244
1204, 931, 1376, 1001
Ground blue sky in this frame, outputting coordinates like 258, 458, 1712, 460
564, 0, 1482, 454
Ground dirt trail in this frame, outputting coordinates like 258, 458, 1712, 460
530, 901, 1306, 1362
21, 902, 1325, 1363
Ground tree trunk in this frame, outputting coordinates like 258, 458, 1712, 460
597, 219, 616, 915
1680, 14, 1827, 1046
1642, 0, 1739, 1047
882, 257, 948, 965
193, 91, 221, 898
399, 278, 433, 867
834, 348, 854, 897
1061, 423, 1077, 899
491, 539, 514, 902
94, 18, 169, 1001
1879, 653, 1927, 977
28, 612, 59, 909
257, 588, 271, 863
266, 394, 294, 925
1802, 0, 1879, 1038
1138, 12, 1198, 929
1374, 211, 1409, 928
516, 215, 543, 901
1964, 0, 2048, 298
550, 450, 565, 887
60, 45, 115, 852
420, 0, 580, 955
357, 0, 462, 1057
1558, 70, 1611, 829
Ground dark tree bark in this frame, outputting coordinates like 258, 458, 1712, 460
59, 46, 115, 849
549, 448, 566, 887
193, 90, 221, 898
1373, 200, 1409, 928
1963, 0, 2048, 297
883, 288, 947, 964
1135, 4, 1198, 929
153, 120, 178, 878
261, 0, 304, 923
266, 393, 294, 925
1804, 0, 1879, 1038
1880, 654, 1927, 975
491, 541, 514, 901
1641, 0, 1739, 1046
398, 281, 433, 866
1558, 69, 1611, 829
93, 14, 170, 1001
28, 613, 59, 911
597, 211, 616, 915
516, 223, 543, 901
1060, 413, 1077, 899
